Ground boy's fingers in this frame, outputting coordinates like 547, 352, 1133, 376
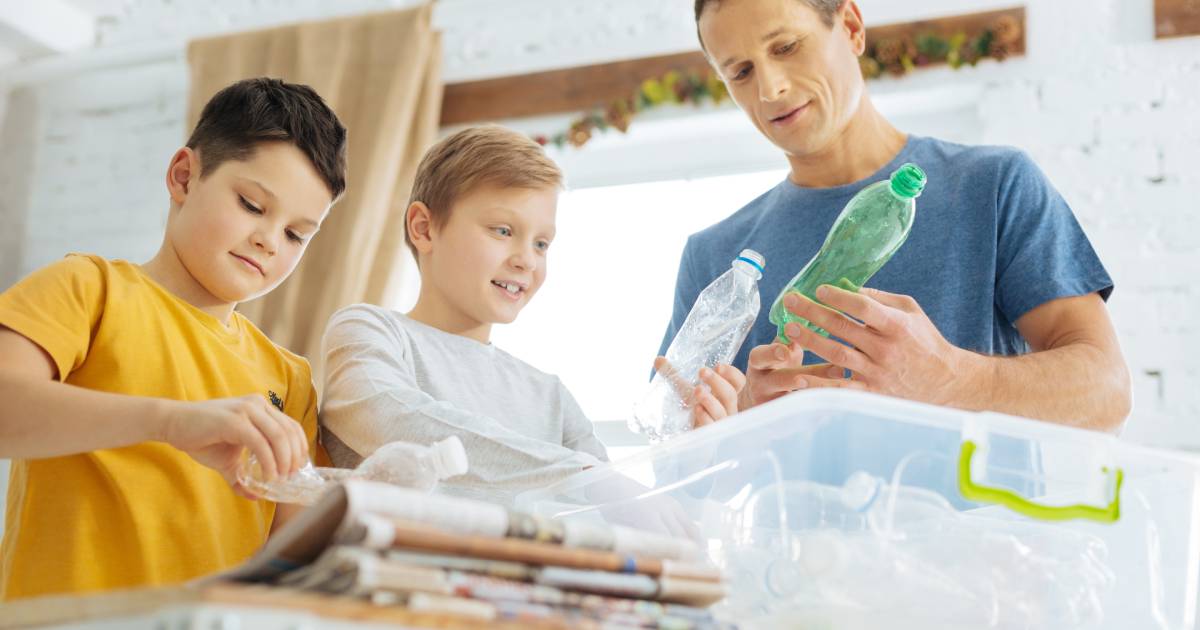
713, 364, 747, 392
247, 407, 294, 478
265, 404, 308, 474
232, 482, 262, 501
234, 421, 278, 483
700, 368, 739, 415
695, 387, 727, 423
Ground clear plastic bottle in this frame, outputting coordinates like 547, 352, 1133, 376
237, 436, 469, 504
353, 436, 469, 492
769, 163, 926, 344
630, 249, 765, 442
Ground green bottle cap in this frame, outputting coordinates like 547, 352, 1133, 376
889, 163, 926, 199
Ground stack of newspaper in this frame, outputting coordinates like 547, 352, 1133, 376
226, 480, 733, 629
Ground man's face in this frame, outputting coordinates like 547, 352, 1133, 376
700, 0, 866, 159
167, 141, 333, 304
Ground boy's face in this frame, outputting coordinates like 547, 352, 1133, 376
424, 184, 557, 327
701, 0, 865, 160
166, 141, 333, 304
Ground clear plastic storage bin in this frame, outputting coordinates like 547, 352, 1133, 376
515, 390, 1200, 629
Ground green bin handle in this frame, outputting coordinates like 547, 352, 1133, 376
957, 440, 1123, 524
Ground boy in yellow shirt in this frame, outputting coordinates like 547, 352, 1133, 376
0, 77, 348, 600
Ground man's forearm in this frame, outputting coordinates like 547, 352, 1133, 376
952, 342, 1131, 432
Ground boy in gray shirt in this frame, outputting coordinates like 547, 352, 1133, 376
320, 125, 745, 506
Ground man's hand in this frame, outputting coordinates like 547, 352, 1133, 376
740, 340, 864, 411
652, 357, 746, 429
778, 285, 966, 405
158, 395, 309, 495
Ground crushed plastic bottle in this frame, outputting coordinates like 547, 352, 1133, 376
630, 249, 765, 442
237, 436, 469, 505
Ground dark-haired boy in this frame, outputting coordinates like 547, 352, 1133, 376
0, 77, 348, 600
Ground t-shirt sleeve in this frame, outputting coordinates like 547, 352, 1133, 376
0, 255, 105, 381
994, 151, 1114, 325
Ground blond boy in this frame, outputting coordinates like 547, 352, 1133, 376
320, 125, 744, 506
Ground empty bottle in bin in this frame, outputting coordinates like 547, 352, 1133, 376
631, 249, 765, 442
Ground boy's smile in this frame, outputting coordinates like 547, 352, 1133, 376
409, 183, 558, 343
491, 279, 528, 301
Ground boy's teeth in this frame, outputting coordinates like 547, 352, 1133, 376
493, 281, 520, 294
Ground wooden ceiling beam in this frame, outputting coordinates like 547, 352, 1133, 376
440, 6, 1027, 126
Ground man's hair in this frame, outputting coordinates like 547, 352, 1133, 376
405, 125, 563, 259
694, 0, 842, 49
186, 77, 348, 201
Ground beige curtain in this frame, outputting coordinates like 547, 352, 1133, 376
186, 5, 441, 378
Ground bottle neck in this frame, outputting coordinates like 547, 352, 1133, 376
733, 259, 763, 280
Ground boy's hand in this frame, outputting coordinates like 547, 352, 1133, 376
652, 357, 746, 430
158, 395, 309, 492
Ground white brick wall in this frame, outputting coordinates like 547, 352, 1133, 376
0, 0, 1197, 461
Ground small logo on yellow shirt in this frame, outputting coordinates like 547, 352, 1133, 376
268, 391, 283, 411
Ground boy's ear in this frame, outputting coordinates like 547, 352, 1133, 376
165, 147, 199, 206
406, 201, 436, 255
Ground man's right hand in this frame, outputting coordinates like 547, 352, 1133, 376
739, 341, 865, 410
158, 395, 309, 494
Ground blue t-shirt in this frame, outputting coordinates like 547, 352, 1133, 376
656, 136, 1113, 503
658, 135, 1114, 369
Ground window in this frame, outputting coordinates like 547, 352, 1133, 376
489, 169, 787, 452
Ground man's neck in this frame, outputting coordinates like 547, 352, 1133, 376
141, 244, 236, 325
785, 95, 907, 189
407, 288, 492, 345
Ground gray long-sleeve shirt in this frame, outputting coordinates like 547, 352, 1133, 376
319, 304, 608, 506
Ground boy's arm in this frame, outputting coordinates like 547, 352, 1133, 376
321, 311, 601, 488
558, 381, 609, 462
0, 327, 309, 486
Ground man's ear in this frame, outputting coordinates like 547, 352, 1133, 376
406, 201, 436, 255
841, 1, 866, 57
165, 147, 199, 206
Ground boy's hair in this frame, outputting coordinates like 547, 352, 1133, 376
405, 125, 563, 259
186, 77, 349, 201
694, 0, 841, 49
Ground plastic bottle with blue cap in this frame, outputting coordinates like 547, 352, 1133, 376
630, 249, 766, 442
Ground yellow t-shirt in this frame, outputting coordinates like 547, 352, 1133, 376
0, 254, 318, 601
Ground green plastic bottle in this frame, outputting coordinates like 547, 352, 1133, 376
769, 163, 927, 344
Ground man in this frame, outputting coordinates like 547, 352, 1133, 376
661, 0, 1130, 431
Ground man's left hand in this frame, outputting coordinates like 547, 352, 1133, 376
781, 285, 972, 406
